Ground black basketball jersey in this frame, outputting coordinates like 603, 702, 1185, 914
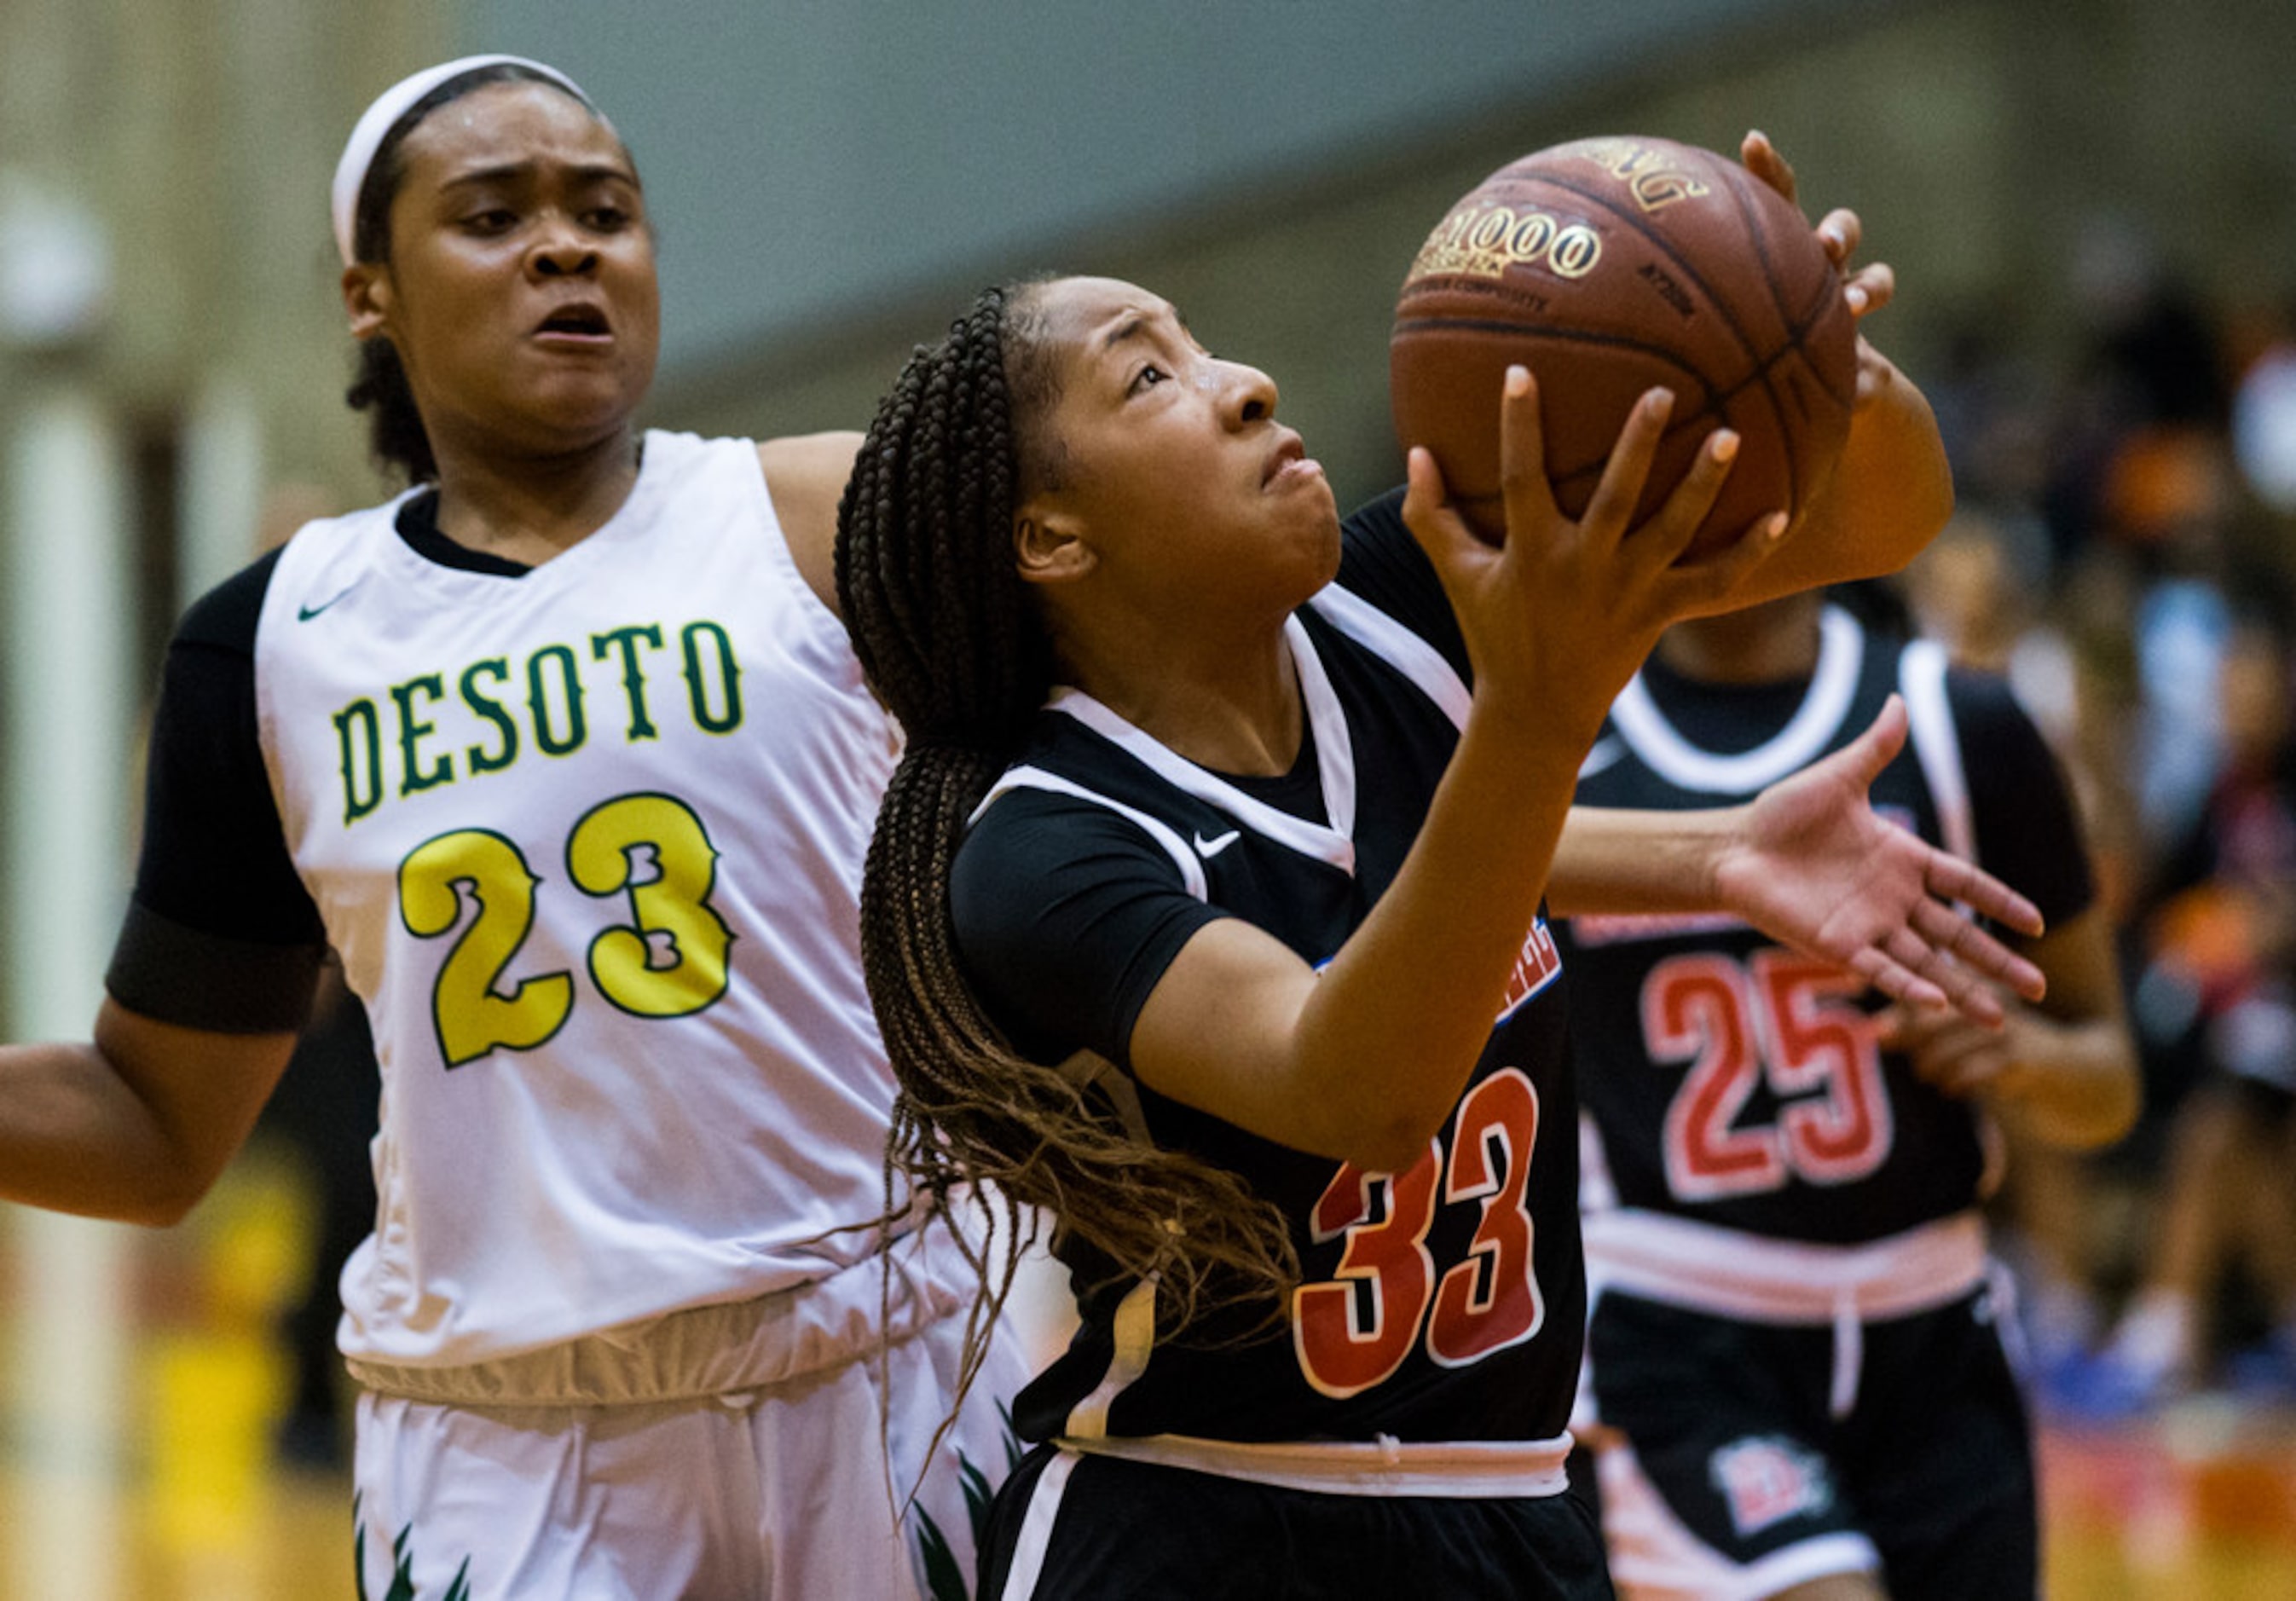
1557, 604, 2094, 1244
952, 506, 1582, 1448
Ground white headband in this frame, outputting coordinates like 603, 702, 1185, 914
331, 54, 591, 268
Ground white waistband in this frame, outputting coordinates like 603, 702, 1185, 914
1583, 1209, 1990, 1325
1055, 1430, 1573, 1499
345, 1222, 970, 1407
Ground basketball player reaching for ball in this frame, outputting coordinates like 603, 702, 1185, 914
0, 57, 1028, 1599
1559, 587, 2138, 1600
831, 246, 2047, 1596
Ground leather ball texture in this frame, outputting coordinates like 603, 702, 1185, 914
1390, 135, 1858, 553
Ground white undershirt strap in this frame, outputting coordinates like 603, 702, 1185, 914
1610, 604, 1865, 794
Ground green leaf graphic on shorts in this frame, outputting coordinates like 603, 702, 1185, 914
913, 1406, 1027, 1601
915, 1507, 970, 1601
352, 1496, 474, 1601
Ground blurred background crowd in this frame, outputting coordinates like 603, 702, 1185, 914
1906, 226, 2296, 1421
6, 0, 2296, 1594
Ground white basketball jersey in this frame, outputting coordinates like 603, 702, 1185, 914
256, 431, 901, 1367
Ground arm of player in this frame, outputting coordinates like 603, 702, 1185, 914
1132, 369, 1774, 1173
758, 431, 865, 618
0, 1002, 297, 1225
1548, 696, 2048, 1026
1882, 905, 2140, 1149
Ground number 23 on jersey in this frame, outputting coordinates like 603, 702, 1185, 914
398, 790, 734, 1067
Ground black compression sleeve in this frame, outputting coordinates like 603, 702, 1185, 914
106, 551, 327, 1032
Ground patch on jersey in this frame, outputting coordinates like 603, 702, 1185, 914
1708, 1434, 1834, 1538
1497, 916, 1564, 1018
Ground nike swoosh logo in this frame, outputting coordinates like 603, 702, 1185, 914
297, 581, 361, 622
1193, 829, 1241, 858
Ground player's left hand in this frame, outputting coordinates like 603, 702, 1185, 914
1882, 990, 2044, 1098
1709, 695, 2047, 1026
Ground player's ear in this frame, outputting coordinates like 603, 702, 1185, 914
1014, 499, 1094, 586
343, 262, 394, 340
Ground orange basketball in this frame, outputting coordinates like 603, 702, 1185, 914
1390, 136, 1858, 554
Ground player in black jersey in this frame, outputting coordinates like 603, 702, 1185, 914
832, 253, 2056, 1599
1558, 589, 2138, 1599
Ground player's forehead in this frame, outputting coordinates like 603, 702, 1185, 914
1032, 276, 1191, 363
396, 79, 635, 194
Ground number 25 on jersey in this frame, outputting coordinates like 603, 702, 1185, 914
1644, 948, 1891, 1199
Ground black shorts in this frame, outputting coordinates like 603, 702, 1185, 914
1584, 1284, 2034, 1598
977, 1442, 1615, 1600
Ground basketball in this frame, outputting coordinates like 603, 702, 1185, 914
1390, 135, 1858, 553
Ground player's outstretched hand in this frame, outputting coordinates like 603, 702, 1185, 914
1709, 696, 2047, 1025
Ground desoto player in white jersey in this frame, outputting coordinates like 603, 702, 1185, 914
0, 56, 1026, 1599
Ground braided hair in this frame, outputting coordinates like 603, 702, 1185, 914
836, 282, 1296, 1403
342, 62, 600, 485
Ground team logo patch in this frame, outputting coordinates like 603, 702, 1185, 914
1709, 1435, 1834, 1538
1497, 916, 1564, 1018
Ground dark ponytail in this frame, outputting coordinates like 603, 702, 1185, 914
836, 284, 1296, 1408
344, 338, 435, 486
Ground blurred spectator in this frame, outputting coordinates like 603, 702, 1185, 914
2079, 621, 2296, 1410
2041, 214, 2231, 577
2232, 298, 2296, 517
1902, 516, 2150, 1389
1903, 509, 2079, 744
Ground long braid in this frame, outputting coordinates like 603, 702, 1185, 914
836, 286, 1296, 1413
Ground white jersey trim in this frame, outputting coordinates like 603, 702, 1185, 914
974, 766, 1209, 901
998, 1447, 1082, 1599
1061, 1276, 1160, 1440
1898, 639, 1976, 865
1307, 581, 1472, 732
1584, 1207, 1992, 1419
1041, 615, 1357, 874
1583, 1207, 1990, 1326
1609, 604, 1865, 794
1053, 1429, 1571, 1500
1596, 1441, 1882, 1599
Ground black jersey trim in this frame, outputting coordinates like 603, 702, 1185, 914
394, 489, 535, 576
106, 899, 325, 1034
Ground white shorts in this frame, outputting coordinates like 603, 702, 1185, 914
348, 1228, 1038, 1599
